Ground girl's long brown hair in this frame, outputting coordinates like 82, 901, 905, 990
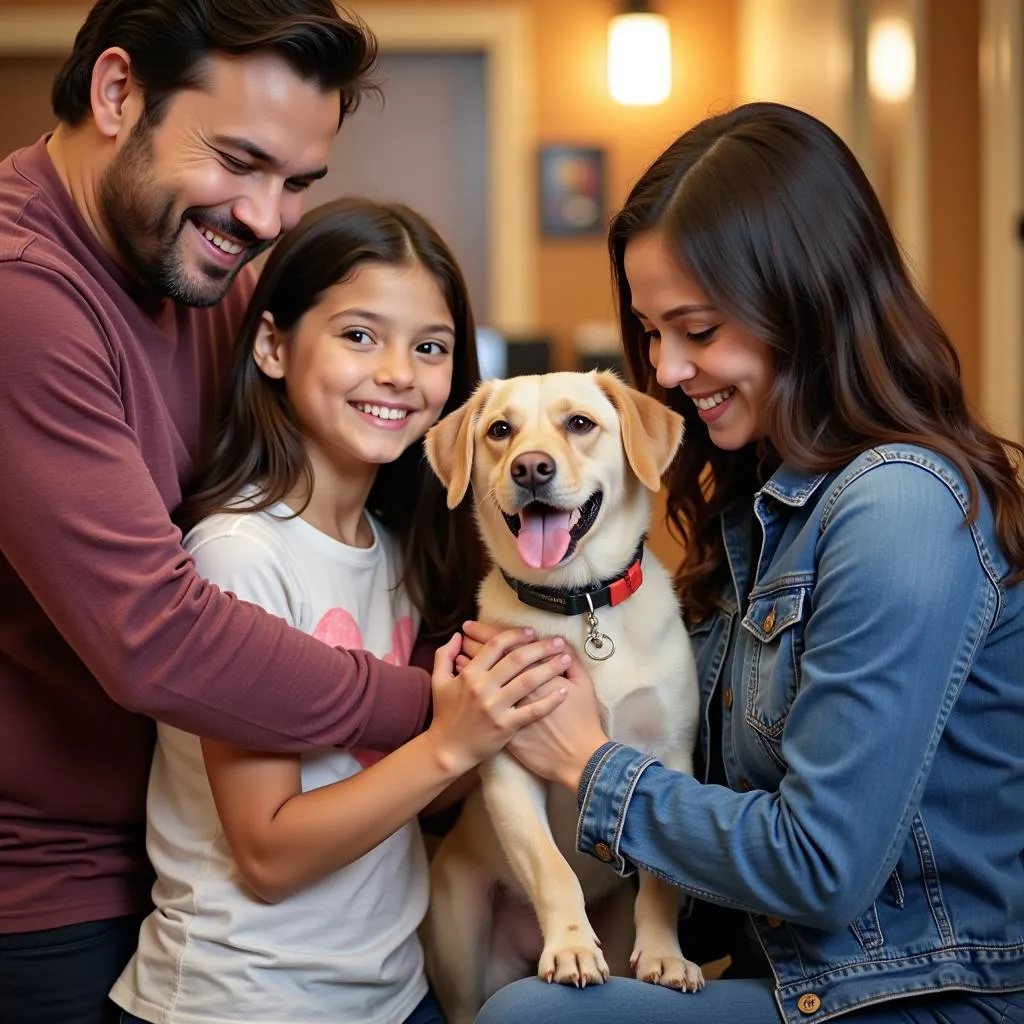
177, 197, 484, 641
610, 102, 1024, 620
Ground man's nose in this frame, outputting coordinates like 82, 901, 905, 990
232, 179, 285, 242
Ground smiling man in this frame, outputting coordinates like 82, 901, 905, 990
0, 4, 443, 1024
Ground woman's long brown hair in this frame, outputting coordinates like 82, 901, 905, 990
610, 102, 1024, 620
177, 197, 484, 641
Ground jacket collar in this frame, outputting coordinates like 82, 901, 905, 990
759, 464, 831, 507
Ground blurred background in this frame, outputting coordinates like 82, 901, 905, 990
1, 0, 1021, 451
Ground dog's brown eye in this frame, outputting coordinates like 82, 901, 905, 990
566, 415, 596, 434
487, 420, 512, 440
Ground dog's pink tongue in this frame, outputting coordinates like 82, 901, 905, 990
516, 507, 572, 568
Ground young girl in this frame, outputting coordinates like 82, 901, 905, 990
109, 198, 571, 1024
470, 103, 1024, 1024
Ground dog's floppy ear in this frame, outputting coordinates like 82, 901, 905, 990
424, 381, 493, 509
596, 371, 684, 492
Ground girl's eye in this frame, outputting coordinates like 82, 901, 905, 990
417, 340, 449, 357
686, 325, 720, 344
487, 420, 512, 440
641, 328, 660, 343
566, 415, 596, 434
343, 329, 374, 346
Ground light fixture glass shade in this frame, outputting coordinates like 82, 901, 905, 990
868, 17, 915, 103
608, 12, 671, 106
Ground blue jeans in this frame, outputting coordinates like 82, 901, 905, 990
119, 988, 447, 1023
0, 914, 142, 1024
475, 978, 1024, 1024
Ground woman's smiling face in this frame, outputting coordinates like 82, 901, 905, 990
624, 228, 774, 451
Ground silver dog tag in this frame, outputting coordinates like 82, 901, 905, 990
583, 593, 615, 661
584, 631, 615, 661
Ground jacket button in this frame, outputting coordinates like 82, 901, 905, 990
763, 608, 776, 632
594, 842, 613, 862
766, 916, 782, 928
738, 778, 752, 792
797, 993, 821, 1014
724, 688, 734, 710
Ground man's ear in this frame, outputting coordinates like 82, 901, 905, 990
90, 47, 143, 141
252, 312, 287, 379
596, 371, 684, 492
424, 381, 493, 509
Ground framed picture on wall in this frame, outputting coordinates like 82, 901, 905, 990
538, 145, 606, 238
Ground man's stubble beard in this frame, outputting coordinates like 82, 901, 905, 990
98, 117, 271, 308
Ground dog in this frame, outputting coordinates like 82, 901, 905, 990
422, 371, 704, 1023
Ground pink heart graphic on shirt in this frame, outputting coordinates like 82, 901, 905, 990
312, 608, 363, 650
312, 610, 412, 770
382, 616, 414, 666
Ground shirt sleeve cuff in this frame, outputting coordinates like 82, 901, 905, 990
575, 741, 658, 876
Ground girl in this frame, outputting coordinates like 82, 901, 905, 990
471, 103, 1024, 1024
110, 198, 571, 1024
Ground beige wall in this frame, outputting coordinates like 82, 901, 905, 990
360, 0, 739, 369
531, 0, 740, 369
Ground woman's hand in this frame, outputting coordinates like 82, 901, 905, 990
507, 649, 611, 793
428, 628, 570, 776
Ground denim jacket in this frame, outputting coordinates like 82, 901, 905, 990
575, 445, 1024, 1023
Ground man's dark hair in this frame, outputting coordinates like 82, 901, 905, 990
52, 0, 376, 128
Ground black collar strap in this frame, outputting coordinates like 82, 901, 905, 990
500, 540, 645, 617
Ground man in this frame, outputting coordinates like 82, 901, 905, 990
0, 3, 432, 1020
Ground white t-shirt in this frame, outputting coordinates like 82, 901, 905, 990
111, 501, 429, 1024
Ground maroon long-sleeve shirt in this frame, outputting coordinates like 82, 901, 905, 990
0, 138, 431, 933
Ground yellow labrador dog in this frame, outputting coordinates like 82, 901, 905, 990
423, 371, 703, 1023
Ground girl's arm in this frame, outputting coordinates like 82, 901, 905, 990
420, 766, 479, 818
203, 629, 570, 903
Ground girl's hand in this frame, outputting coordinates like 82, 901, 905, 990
428, 628, 570, 776
506, 653, 610, 793
455, 618, 506, 671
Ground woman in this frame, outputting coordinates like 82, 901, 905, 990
472, 102, 1024, 1024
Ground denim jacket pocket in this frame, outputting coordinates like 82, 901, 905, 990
849, 869, 904, 952
740, 587, 809, 746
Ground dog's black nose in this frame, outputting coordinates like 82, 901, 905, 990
511, 451, 556, 491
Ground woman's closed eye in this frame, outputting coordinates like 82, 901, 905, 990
687, 325, 720, 344
641, 323, 720, 345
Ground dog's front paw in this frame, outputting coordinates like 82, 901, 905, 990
630, 946, 705, 992
538, 929, 610, 988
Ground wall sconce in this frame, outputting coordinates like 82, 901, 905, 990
868, 17, 915, 103
608, 0, 672, 106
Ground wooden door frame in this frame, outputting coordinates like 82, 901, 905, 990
980, 0, 1023, 441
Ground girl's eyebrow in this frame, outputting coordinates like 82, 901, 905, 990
328, 308, 456, 337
